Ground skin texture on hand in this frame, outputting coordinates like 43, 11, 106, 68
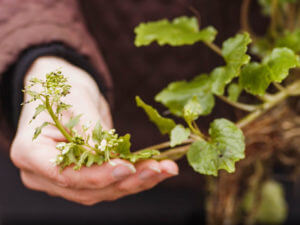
10, 56, 179, 205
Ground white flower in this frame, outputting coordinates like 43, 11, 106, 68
62, 148, 69, 155
108, 129, 116, 135
56, 142, 66, 150
99, 139, 107, 151
83, 121, 92, 130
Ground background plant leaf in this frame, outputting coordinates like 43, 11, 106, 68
242, 180, 288, 224
170, 125, 190, 147
187, 118, 245, 176
240, 48, 299, 95
155, 74, 215, 117
134, 16, 217, 46
136, 96, 176, 134
227, 83, 243, 102
210, 33, 251, 95
276, 29, 300, 53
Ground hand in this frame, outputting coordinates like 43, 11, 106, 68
10, 56, 178, 205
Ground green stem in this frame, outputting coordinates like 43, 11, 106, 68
45, 97, 97, 155
45, 97, 73, 142
270, 0, 278, 38
150, 80, 300, 161
187, 120, 204, 138
136, 138, 194, 153
217, 95, 259, 112
204, 42, 222, 56
273, 82, 285, 91
153, 144, 191, 160
240, 0, 257, 40
236, 81, 300, 128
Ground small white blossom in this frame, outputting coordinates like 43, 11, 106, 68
83, 121, 92, 130
108, 129, 116, 135
99, 139, 107, 151
56, 142, 66, 150
62, 148, 69, 155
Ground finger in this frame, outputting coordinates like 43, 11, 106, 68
112, 159, 179, 197
20, 170, 105, 205
26, 144, 136, 189
20, 170, 142, 205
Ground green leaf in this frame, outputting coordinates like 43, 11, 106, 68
155, 74, 215, 117
92, 122, 103, 143
136, 96, 176, 135
134, 16, 217, 46
183, 96, 203, 122
128, 149, 160, 163
55, 144, 79, 169
65, 114, 82, 129
170, 125, 190, 147
257, 180, 288, 224
227, 83, 243, 102
240, 48, 299, 95
56, 102, 71, 114
276, 29, 300, 53
25, 90, 40, 100
187, 118, 245, 176
210, 66, 235, 95
210, 33, 251, 95
86, 153, 104, 167
33, 122, 49, 140
239, 63, 270, 95
115, 134, 131, 157
187, 140, 218, 175
74, 151, 89, 170
263, 47, 299, 82
243, 180, 288, 224
32, 104, 46, 121
222, 33, 251, 69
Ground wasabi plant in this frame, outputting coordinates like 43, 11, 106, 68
24, 0, 300, 224
23, 71, 159, 170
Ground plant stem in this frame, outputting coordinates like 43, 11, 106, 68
149, 80, 300, 161
270, 0, 279, 38
204, 42, 222, 56
46, 97, 99, 155
45, 97, 73, 142
136, 138, 194, 152
153, 144, 191, 160
187, 120, 204, 138
236, 81, 300, 128
217, 95, 259, 112
241, 0, 257, 40
273, 82, 285, 91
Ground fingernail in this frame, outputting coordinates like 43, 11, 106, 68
165, 168, 178, 176
139, 166, 161, 180
112, 164, 136, 180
